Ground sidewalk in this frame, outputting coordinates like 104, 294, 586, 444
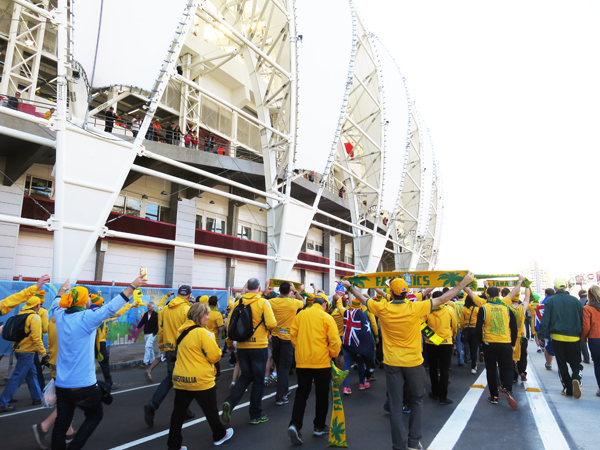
528, 341, 599, 450
0, 340, 157, 384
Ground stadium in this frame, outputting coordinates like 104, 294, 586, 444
0, 0, 443, 295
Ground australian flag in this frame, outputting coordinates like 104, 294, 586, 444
342, 309, 375, 358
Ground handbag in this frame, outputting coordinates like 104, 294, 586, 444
461, 307, 475, 344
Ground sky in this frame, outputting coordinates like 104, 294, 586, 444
356, 0, 600, 278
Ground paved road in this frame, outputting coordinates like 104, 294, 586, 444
0, 348, 592, 450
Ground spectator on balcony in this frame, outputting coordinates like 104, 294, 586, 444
204, 135, 211, 152
8, 91, 21, 110
192, 132, 199, 149
153, 119, 163, 142
210, 136, 216, 153
339, 186, 345, 198
165, 123, 176, 145
104, 107, 117, 133
132, 114, 142, 137
308, 171, 315, 182
146, 118, 156, 140
184, 131, 192, 148
173, 125, 182, 146
43, 108, 55, 120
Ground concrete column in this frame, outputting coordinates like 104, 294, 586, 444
94, 240, 107, 281
340, 234, 352, 264
0, 157, 24, 279
323, 230, 337, 295
166, 196, 196, 288
225, 192, 240, 288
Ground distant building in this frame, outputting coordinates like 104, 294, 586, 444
523, 261, 552, 295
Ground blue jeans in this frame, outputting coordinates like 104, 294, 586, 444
588, 338, 600, 389
149, 351, 176, 410
456, 331, 465, 364
0, 352, 42, 406
342, 346, 365, 388
224, 347, 268, 419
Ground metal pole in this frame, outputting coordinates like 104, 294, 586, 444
51, 0, 68, 282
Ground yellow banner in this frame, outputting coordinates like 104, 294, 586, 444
343, 270, 471, 289
269, 279, 303, 291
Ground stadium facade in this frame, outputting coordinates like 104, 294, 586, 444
0, 0, 443, 294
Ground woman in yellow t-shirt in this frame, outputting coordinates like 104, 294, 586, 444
167, 303, 233, 448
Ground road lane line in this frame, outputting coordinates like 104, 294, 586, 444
108, 384, 299, 450
0, 368, 235, 418
427, 370, 487, 450
525, 362, 569, 450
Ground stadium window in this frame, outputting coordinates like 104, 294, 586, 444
306, 240, 315, 250
24, 175, 53, 199
335, 251, 341, 261
207, 216, 226, 234
145, 202, 170, 222
196, 214, 203, 229
237, 224, 252, 240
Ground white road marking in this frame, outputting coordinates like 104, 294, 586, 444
108, 384, 299, 450
0, 367, 234, 418
525, 362, 570, 450
427, 370, 487, 450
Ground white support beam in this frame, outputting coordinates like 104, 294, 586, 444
315, 208, 371, 234
295, 258, 364, 274
87, 91, 132, 118
12, 0, 54, 20
344, 114, 381, 151
104, 229, 276, 261
140, 149, 284, 203
173, 74, 290, 141
0, 125, 55, 148
0, 214, 48, 229
199, 4, 292, 79
353, 73, 380, 109
332, 161, 380, 194
130, 164, 271, 209
311, 220, 354, 238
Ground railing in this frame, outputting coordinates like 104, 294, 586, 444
0, 95, 57, 119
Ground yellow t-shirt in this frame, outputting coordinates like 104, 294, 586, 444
270, 296, 304, 340
206, 307, 224, 346
425, 305, 456, 345
461, 305, 479, 328
366, 298, 433, 367
172, 320, 222, 391
48, 317, 58, 378
481, 301, 512, 344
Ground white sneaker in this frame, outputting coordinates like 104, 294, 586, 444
471, 368, 477, 374
214, 428, 234, 446
408, 443, 423, 450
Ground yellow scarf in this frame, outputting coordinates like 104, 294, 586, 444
328, 361, 349, 448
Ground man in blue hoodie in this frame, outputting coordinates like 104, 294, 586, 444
50, 276, 146, 449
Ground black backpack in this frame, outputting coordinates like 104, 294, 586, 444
227, 299, 264, 342
2, 313, 30, 342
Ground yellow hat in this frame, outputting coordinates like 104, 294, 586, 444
390, 278, 408, 295
59, 286, 89, 309
91, 294, 104, 306
23, 296, 41, 309
306, 293, 315, 306
200, 295, 209, 303
33, 290, 46, 304
350, 298, 361, 309
228, 297, 234, 308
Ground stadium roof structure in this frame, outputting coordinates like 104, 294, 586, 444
0, 0, 442, 289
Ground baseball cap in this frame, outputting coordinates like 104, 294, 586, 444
390, 278, 408, 295
178, 285, 192, 296
554, 278, 567, 290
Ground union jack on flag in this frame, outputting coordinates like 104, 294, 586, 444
342, 309, 374, 357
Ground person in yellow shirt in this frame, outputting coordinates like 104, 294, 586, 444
511, 288, 531, 383
207, 296, 225, 381
145, 285, 194, 427
0, 294, 47, 412
454, 292, 466, 366
475, 286, 519, 408
144, 291, 174, 382
222, 278, 277, 425
461, 295, 480, 374
424, 291, 457, 406
0, 275, 50, 317
167, 303, 233, 448
270, 282, 304, 406
344, 272, 474, 450
287, 295, 341, 444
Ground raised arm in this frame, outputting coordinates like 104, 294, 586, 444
0, 274, 50, 316
508, 275, 525, 299
341, 280, 369, 306
431, 272, 475, 309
